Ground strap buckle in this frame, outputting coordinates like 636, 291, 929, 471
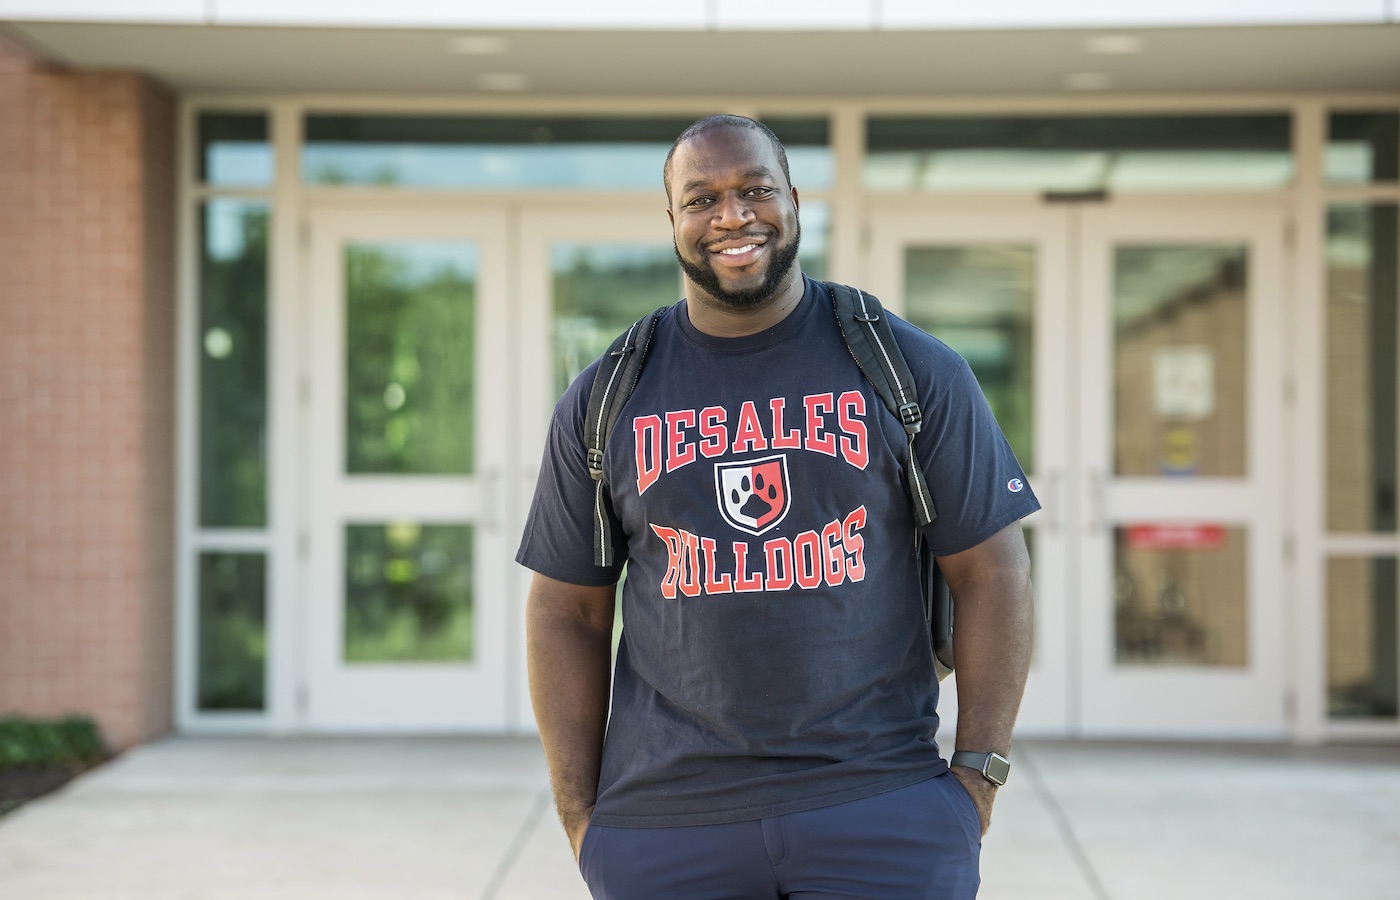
586, 448, 605, 480
898, 401, 922, 435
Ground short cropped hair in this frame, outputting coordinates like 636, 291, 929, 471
663, 115, 792, 204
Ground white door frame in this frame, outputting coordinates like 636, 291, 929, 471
302, 206, 513, 732
867, 203, 1071, 737
1077, 204, 1288, 738
867, 195, 1291, 739
512, 200, 681, 730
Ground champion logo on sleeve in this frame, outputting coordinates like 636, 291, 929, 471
1007, 478, 1025, 493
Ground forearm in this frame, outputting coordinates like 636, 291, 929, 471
946, 529, 1034, 755
526, 576, 615, 840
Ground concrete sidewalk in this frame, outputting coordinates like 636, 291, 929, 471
1, 736, 1397, 899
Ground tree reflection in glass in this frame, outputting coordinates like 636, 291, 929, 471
344, 523, 473, 663
344, 243, 476, 474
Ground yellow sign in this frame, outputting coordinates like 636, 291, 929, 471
1161, 427, 1199, 475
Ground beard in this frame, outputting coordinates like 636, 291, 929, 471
674, 221, 802, 310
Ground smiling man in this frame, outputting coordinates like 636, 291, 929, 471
519, 115, 1038, 900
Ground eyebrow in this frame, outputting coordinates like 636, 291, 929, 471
680, 168, 777, 196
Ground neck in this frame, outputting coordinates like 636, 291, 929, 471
685, 268, 806, 338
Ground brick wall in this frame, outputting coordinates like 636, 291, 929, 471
0, 42, 177, 751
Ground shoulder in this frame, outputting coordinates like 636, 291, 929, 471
880, 305, 977, 391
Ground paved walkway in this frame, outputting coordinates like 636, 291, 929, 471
1, 736, 1398, 899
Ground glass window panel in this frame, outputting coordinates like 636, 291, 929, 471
303, 115, 697, 189
197, 112, 272, 188
865, 115, 1292, 193
1114, 525, 1247, 667
1327, 112, 1400, 185
551, 244, 679, 399
762, 116, 833, 189
797, 201, 829, 283
1327, 557, 1398, 719
344, 523, 473, 663
197, 552, 266, 711
1327, 204, 1398, 533
902, 244, 1036, 469
345, 242, 476, 475
1114, 245, 1248, 478
199, 200, 268, 527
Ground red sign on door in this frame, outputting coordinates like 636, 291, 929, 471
1125, 523, 1227, 550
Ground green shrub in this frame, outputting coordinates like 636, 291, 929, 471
0, 716, 106, 770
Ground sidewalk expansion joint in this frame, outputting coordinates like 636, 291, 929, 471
1020, 747, 1112, 900
479, 785, 552, 900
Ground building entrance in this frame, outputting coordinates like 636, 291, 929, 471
298, 196, 1290, 738
870, 200, 1289, 738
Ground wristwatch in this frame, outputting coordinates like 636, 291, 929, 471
950, 750, 1011, 787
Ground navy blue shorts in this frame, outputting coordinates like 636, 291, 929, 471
578, 773, 982, 900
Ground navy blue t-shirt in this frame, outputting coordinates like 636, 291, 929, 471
517, 276, 1039, 827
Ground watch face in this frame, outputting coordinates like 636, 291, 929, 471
985, 754, 1011, 785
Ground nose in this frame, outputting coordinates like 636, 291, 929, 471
713, 192, 755, 230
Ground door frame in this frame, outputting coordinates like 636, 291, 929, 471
511, 199, 681, 729
867, 202, 1072, 737
1077, 203, 1289, 738
866, 194, 1293, 739
301, 204, 515, 732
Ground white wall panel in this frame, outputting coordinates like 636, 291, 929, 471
881, 0, 1388, 29
209, 0, 707, 28
713, 0, 874, 30
0, 0, 204, 21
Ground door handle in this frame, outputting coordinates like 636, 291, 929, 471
1042, 469, 1063, 534
1087, 468, 1106, 533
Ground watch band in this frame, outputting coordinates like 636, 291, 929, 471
950, 750, 1011, 786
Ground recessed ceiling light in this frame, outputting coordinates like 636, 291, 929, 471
1084, 34, 1143, 55
449, 35, 509, 55
478, 72, 530, 92
1064, 71, 1115, 91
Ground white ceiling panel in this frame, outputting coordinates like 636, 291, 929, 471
881, 0, 1389, 29
0, 0, 204, 21
209, 0, 708, 29
713, 0, 874, 30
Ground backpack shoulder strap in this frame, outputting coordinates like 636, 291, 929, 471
584, 307, 666, 568
828, 282, 953, 675
826, 282, 937, 528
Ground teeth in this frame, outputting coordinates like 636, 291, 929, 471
720, 244, 757, 255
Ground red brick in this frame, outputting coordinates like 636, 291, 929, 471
0, 43, 176, 751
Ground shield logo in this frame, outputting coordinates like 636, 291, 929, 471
715, 454, 791, 536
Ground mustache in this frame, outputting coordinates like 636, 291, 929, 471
702, 231, 774, 251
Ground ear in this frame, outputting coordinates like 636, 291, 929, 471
791, 186, 800, 213
666, 207, 675, 227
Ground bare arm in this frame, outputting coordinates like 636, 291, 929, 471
526, 571, 617, 860
936, 521, 1034, 834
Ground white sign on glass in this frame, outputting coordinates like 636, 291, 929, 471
1154, 345, 1215, 420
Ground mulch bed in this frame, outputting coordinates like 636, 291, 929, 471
0, 766, 87, 816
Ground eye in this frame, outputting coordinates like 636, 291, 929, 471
686, 196, 715, 208
746, 186, 775, 198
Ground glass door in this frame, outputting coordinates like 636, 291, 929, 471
1077, 207, 1287, 737
868, 206, 1069, 736
512, 205, 682, 726
869, 201, 1288, 738
305, 209, 511, 731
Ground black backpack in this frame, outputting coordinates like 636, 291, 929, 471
582, 282, 955, 678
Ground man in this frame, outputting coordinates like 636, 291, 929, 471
518, 115, 1036, 900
